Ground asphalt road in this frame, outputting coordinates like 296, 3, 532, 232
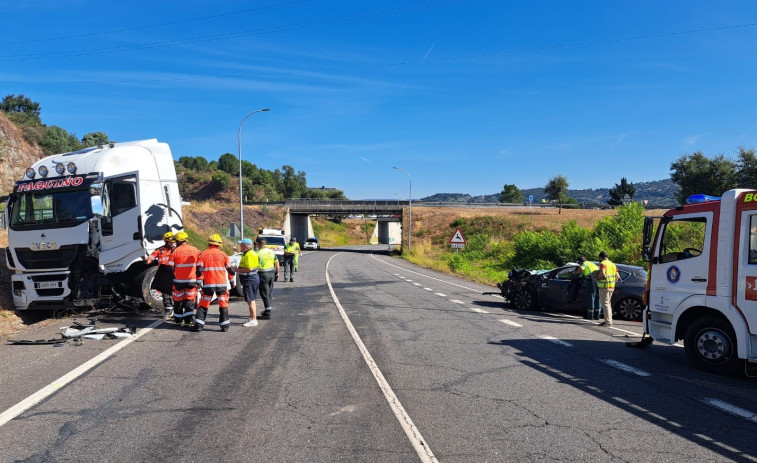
1, 245, 756, 462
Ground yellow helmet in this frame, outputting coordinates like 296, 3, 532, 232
163, 231, 175, 241
175, 231, 189, 242
208, 233, 222, 246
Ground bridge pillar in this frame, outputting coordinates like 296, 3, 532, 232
285, 211, 314, 244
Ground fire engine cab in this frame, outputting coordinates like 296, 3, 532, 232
642, 189, 757, 375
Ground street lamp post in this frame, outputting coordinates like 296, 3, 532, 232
393, 166, 412, 251
237, 108, 270, 247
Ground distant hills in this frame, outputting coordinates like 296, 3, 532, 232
420, 179, 679, 207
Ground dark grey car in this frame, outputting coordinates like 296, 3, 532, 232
504, 262, 647, 321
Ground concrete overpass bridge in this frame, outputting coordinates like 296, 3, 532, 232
282, 199, 409, 248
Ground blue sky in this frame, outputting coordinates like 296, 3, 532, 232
2, 1, 757, 200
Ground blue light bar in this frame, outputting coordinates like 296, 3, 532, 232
686, 194, 721, 204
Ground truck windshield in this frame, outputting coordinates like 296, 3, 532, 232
9, 189, 94, 228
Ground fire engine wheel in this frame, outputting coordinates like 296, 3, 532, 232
684, 317, 741, 375
614, 297, 643, 321
137, 266, 164, 309
510, 289, 536, 310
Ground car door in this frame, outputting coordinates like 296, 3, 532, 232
540, 267, 576, 309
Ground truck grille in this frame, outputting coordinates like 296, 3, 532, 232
14, 245, 83, 270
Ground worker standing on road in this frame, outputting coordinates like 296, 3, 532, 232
146, 231, 176, 320
193, 234, 235, 332
596, 251, 621, 327
573, 257, 600, 320
234, 238, 260, 327
168, 231, 201, 327
256, 237, 280, 319
283, 237, 298, 282
292, 237, 301, 272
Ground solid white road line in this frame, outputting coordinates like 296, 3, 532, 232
327, 254, 438, 463
372, 254, 487, 294
0, 319, 164, 429
600, 359, 651, 377
499, 319, 522, 327
702, 398, 757, 423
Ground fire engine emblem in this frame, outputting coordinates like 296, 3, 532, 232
667, 265, 681, 284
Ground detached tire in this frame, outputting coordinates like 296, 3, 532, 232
136, 266, 164, 309
684, 316, 741, 375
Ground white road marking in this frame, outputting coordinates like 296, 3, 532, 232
413, 282, 421, 286
499, 319, 522, 327
0, 319, 164, 429
450, 300, 465, 304
424, 287, 433, 291
702, 398, 757, 423
600, 359, 651, 377
538, 335, 573, 348
371, 254, 488, 294
469, 308, 489, 314
434, 293, 446, 297
327, 254, 438, 463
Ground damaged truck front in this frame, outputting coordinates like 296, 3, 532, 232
5, 139, 183, 310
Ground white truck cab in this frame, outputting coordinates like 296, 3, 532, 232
643, 190, 757, 375
5, 139, 183, 310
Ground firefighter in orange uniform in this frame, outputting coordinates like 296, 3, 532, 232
168, 231, 201, 327
193, 234, 235, 332
145, 231, 176, 320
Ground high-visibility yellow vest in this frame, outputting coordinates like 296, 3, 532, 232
597, 260, 618, 288
258, 247, 277, 271
581, 261, 598, 277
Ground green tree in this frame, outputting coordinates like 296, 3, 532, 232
217, 153, 238, 175
544, 175, 569, 214
499, 184, 523, 203
608, 177, 636, 206
81, 131, 112, 147
1, 94, 41, 125
211, 171, 231, 188
39, 125, 81, 155
280, 165, 307, 199
737, 147, 757, 188
670, 152, 738, 204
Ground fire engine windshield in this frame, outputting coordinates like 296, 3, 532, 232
8, 189, 94, 229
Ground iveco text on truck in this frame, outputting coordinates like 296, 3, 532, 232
5, 139, 183, 310
642, 190, 757, 375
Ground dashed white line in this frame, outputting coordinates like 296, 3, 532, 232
600, 359, 651, 377
434, 293, 446, 297
469, 308, 489, 314
538, 335, 573, 348
423, 287, 433, 291
703, 398, 757, 423
451, 300, 465, 304
499, 319, 522, 327
412, 282, 421, 286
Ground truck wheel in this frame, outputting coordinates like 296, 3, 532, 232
614, 297, 643, 321
136, 266, 164, 309
510, 289, 536, 310
233, 274, 244, 297
684, 316, 741, 375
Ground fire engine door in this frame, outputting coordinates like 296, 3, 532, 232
98, 175, 142, 261
648, 212, 712, 315
735, 211, 757, 335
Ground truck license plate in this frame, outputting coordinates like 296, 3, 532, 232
35, 281, 60, 289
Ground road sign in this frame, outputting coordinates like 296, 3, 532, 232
227, 222, 241, 238
450, 243, 465, 249
528, 195, 533, 202
450, 228, 467, 245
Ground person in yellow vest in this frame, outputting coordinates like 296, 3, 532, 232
595, 251, 621, 327
292, 237, 301, 272
234, 238, 260, 327
283, 237, 298, 282
573, 256, 600, 320
256, 237, 280, 320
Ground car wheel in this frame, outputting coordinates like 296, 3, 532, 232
510, 289, 536, 310
614, 297, 643, 321
684, 316, 741, 375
